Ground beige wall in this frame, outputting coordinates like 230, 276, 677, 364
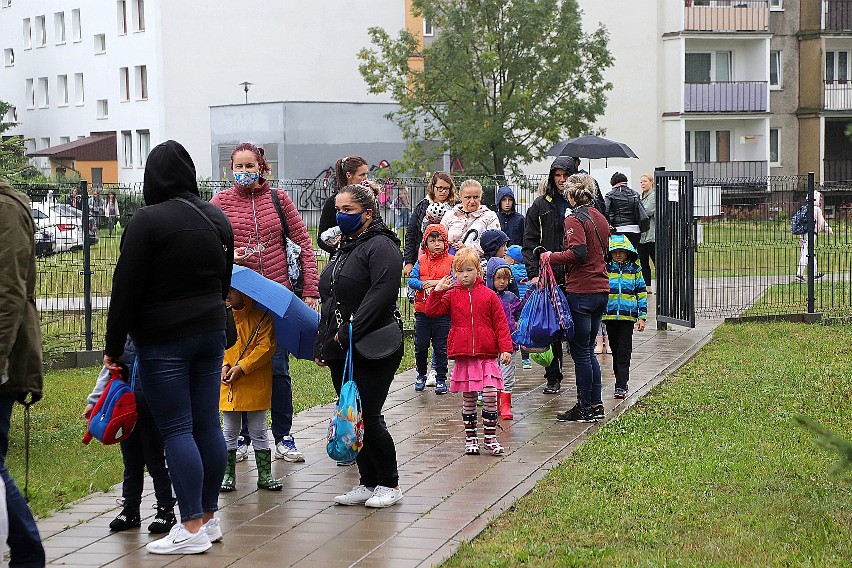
798, 116, 822, 177
800, 0, 823, 32
799, 37, 824, 111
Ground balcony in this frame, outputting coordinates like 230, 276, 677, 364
684, 1, 769, 32
684, 81, 767, 112
824, 80, 852, 110
824, 159, 852, 181
823, 0, 852, 31
686, 160, 768, 179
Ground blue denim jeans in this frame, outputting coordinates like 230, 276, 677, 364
137, 330, 226, 523
414, 313, 450, 379
566, 293, 608, 408
270, 342, 293, 442
0, 394, 44, 568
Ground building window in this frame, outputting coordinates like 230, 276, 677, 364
423, 18, 433, 37
135, 65, 148, 100
38, 77, 49, 108
74, 73, 84, 105
23, 18, 31, 49
59, 136, 70, 145
769, 128, 780, 165
769, 0, 783, 10
97, 98, 108, 119
40, 137, 50, 150
25, 78, 34, 109
57, 74, 68, 106
826, 50, 850, 83
120, 67, 130, 101
95, 33, 106, 54
35, 15, 46, 47
117, 0, 127, 35
54, 12, 65, 44
133, 0, 145, 32
71, 9, 81, 42
4, 105, 17, 123
3, 48, 13, 67
122, 131, 133, 167
685, 52, 732, 83
1, 0, 11, 8
137, 129, 150, 166
769, 51, 781, 89
694, 131, 711, 162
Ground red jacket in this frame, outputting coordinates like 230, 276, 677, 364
425, 278, 513, 359
411, 224, 453, 313
211, 180, 319, 298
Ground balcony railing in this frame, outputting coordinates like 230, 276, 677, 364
824, 159, 852, 182
824, 80, 852, 110
684, 81, 768, 112
684, 1, 769, 32
823, 0, 852, 31
686, 160, 768, 179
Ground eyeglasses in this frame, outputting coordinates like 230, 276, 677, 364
434, 185, 451, 192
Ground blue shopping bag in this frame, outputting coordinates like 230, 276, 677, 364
513, 285, 555, 351
327, 324, 364, 462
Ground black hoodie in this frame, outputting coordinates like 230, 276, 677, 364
104, 140, 234, 357
314, 219, 403, 361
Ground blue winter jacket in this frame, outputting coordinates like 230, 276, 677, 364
603, 235, 647, 322
496, 186, 525, 246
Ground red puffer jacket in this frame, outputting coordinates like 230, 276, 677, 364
211, 180, 319, 298
425, 278, 513, 359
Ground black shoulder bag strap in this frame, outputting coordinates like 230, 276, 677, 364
174, 197, 230, 256
270, 189, 290, 239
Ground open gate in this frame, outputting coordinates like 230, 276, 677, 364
654, 170, 696, 328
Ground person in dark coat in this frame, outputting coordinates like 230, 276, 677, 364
495, 185, 524, 246
317, 156, 369, 255
315, 183, 405, 509
403, 172, 457, 277
604, 172, 648, 251
522, 156, 577, 394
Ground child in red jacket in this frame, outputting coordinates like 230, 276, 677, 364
426, 248, 513, 456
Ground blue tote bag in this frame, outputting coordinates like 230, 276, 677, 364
326, 324, 364, 462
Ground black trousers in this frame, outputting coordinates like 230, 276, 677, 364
120, 392, 176, 510
604, 320, 634, 391
544, 339, 564, 384
328, 346, 403, 488
637, 241, 655, 288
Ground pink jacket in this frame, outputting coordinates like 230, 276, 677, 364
211, 180, 319, 298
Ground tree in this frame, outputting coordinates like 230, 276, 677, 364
358, 0, 613, 178
0, 100, 35, 181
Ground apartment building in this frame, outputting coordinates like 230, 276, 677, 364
0, 0, 403, 183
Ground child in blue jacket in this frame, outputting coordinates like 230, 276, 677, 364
506, 245, 532, 369
602, 235, 647, 399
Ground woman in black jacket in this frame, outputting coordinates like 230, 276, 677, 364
314, 183, 405, 509
604, 172, 648, 251
316, 156, 369, 254
103, 140, 233, 554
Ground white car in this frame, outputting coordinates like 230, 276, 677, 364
30, 202, 85, 252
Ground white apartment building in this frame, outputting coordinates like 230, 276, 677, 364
0, 0, 403, 183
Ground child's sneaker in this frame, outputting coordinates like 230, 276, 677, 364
274, 435, 305, 462
522, 359, 532, 370
235, 435, 249, 462
614, 388, 627, 399
556, 404, 597, 423
477, 391, 484, 405
591, 404, 605, 420
543, 381, 561, 394
435, 380, 448, 395
414, 375, 427, 392
483, 438, 505, 456
109, 500, 141, 532
147, 505, 177, 534
464, 438, 480, 455
425, 369, 437, 387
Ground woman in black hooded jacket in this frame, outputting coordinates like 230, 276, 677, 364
314, 183, 405, 509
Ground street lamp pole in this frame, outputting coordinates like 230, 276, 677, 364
239, 81, 253, 104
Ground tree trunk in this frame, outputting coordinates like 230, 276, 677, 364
492, 153, 507, 186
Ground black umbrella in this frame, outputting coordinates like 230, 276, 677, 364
547, 135, 638, 160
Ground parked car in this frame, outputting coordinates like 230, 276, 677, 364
30, 202, 85, 252
52, 203, 99, 245
34, 227, 55, 257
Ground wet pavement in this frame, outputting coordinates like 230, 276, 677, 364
39, 311, 720, 567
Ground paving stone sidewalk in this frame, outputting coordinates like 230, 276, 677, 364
38, 311, 721, 567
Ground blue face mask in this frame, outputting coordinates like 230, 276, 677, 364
233, 171, 260, 187
336, 210, 366, 235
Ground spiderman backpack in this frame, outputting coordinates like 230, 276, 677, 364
83, 361, 138, 445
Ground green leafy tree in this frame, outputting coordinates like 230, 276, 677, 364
358, 0, 613, 178
0, 100, 36, 181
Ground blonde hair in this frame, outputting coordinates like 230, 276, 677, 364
564, 174, 597, 206
458, 179, 483, 195
640, 173, 653, 183
537, 178, 549, 197
452, 248, 482, 273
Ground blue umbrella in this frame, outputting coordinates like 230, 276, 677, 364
229, 265, 319, 360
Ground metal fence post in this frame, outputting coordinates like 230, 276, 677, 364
80, 179, 93, 350
807, 172, 815, 314
655, 166, 667, 330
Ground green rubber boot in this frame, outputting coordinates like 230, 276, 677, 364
255, 449, 283, 491
220, 449, 237, 492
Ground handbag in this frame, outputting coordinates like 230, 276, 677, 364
636, 196, 651, 233
511, 286, 552, 352
327, 324, 364, 462
353, 311, 403, 360
541, 257, 574, 341
82, 361, 138, 445
270, 189, 305, 297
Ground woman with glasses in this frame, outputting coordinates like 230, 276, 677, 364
403, 172, 457, 278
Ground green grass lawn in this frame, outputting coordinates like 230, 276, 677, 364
445, 322, 852, 567
7, 338, 414, 519
743, 280, 852, 317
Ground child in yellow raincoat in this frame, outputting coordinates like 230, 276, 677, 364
220, 288, 281, 491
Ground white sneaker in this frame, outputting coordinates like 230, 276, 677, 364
235, 443, 249, 463
145, 523, 211, 555
425, 370, 437, 387
364, 486, 403, 508
203, 518, 222, 543
274, 435, 305, 462
334, 484, 375, 506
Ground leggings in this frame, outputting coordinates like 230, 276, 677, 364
222, 410, 269, 451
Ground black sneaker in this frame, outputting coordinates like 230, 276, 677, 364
591, 404, 605, 420
148, 505, 177, 534
543, 381, 561, 394
109, 502, 141, 532
556, 404, 597, 422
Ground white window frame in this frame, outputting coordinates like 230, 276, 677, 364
4, 105, 17, 123
826, 50, 851, 83
119, 67, 130, 101
137, 129, 150, 167
769, 51, 782, 89
94, 33, 106, 54
97, 98, 108, 119
135, 65, 148, 100
25, 78, 34, 109
40, 137, 50, 151
122, 130, 133, 167
37, 77, 49, 108
57, 74, 68, 106
423, 18, 433, 37
35, 15, 46, 47
133, 0, 145, 32
1, 0, 12, 9
685, 51, 733, 83
54, 11, 65, 44
117, 0, 127, 35
769, 0, 783, 11
22, 18, 31, 49
3, 48, 13, 67
71, 9, 81, 43
769, 128, 781, 166
74, 73, 84, 105
686, 129, 734, 163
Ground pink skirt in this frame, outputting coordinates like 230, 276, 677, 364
450, 356, 504, 393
